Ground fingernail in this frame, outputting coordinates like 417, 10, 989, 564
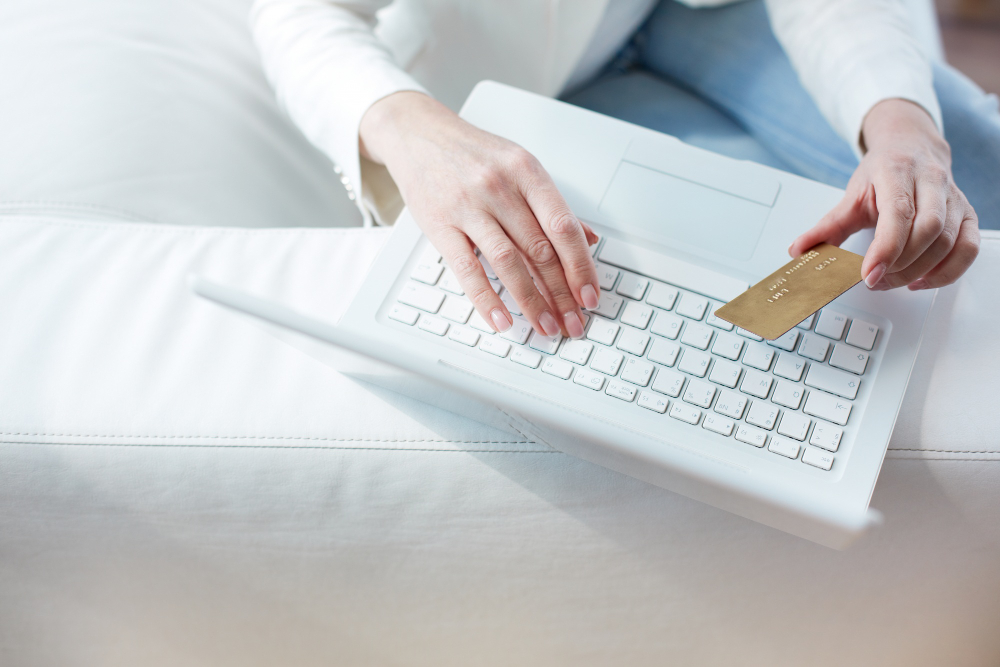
872, 278, 891, 291
539, 311, 560, 337
564, 311, 585, 339
581, 284, 599, 309
908, 279, 929, 291
865, 263, 887, 289
491, 308, 511, 333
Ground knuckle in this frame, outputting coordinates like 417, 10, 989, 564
922, 211, 946, 238
547, 212, 581, 238
450, 253, 481, 280
926, 166, 949, 187
468, 284, 497, 305
958, 236, 981, 264
524, 236, 558, 265
889, 195, 916, 223
471, 166, 505, 194
488, 241, 519, 271
506, 146, 537, 173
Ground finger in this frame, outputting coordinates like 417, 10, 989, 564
788, 190, 870, 258
580, 220, 600, 247
879, 190, 961, 288
862, 171, 916, 288
432, 227, 511, 333
887, 168, 949, 274
908, 208, 980, 289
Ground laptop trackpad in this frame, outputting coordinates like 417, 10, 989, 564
599, 160, 773, 261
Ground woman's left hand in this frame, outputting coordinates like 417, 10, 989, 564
789, 99, 980, 290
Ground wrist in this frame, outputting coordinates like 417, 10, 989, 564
861, 98, 948, 160
359, 91, 447, 166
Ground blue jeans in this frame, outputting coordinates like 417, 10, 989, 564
562, 0, 1000, 230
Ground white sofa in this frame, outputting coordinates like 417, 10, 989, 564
2, 1, 998, 666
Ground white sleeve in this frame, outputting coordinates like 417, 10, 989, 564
765, 0, 943, 156
250, 0, 428, 220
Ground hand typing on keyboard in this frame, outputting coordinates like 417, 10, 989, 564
360, 91, 601, 339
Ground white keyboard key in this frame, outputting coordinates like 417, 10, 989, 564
648, 338, 681, 367
559, 339, 594, 365
815, 309, 849, 340
798, 333, 830, 362
677, 349, 711, 378
590, 347, 624, 376
398, 281, 445, 313
411, 260, 444, 285
478, 253, 497, 279
469, 310, 494, 334
771, 380, 805, 410
418, 315, 449, 336
620, 301, 654, 329
746, 401, 779, 430
510, 346, 541, 368
735, 424, 768, 448
541, 357, 573, 379
706, 307, 734, 331
703, 414, 735, 436
803, 391, 852, 426
388, 303, 419, 325
829, 344, 869, 375
621, 357, 655, 386
708, 359, 741, 389
592, 291, 624, 319
637, 391, 669, 413
669, 402, 701, 425
736, 327, 763, 341
712, 332, 744, 361
676, 293, 709, 320
740, 369, 773, 399
438, 267, 464, 295
714, 391, 747, 419
773, 353, 806, 381
448, 326, 480, 347
680, 322, 714, 350
846, 319, 879, 351
616, 272, 650, 300
650, 311, 684, 339
573, 368, 606, 391
768, 437, 801, 460
419, 244, 442, 265
479, 337, 510, 358
802, 447, 835, 471
777, 412, 810, 441
682, 379, 716, 409
810, 423, 844, 452
767, 328, 800, 352
606, 379, 637, 402
501, 316, 532, 345
488, 279, 502, 293
587, 317, 619, 346
651, 367, 685, 397
617, 327, 650, 356
498, 288, 522, 316
805, 364, 859, 400
646, 282, 679, 310
595, 263, 620, 290
528, 330, 561, 355
439, 295, 473, 324
796, 314, 815, 330
742, 344, 775, 371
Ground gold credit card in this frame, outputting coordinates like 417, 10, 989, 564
713, 243, 864, 340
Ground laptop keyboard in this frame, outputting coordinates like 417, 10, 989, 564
388, 238, 882, 474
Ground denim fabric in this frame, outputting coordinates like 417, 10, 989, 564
563, 0, 1000, 229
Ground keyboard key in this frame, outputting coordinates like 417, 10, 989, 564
559, 339, 594, 365
587, 316, 619, 346
714, 391, 747, 419
676, 293, 709, 320
677, 349, 711, 378
798, 333, 829, 362
708, 359, 741, 389
803, 391, 852, 426
479, 337, 511, 357
740, 370, 773, 399
388, 303, 419, 325
796, 314, 815, 330
488, 279, 502, 293
448, 326, 480, 347
683, 379, 716, 409
777, 412, 810, 441
829, 344, 869, 375
703, 414, 735, 436
846, 319, 879, 351
735, 424, 768, 448
767, 328, 800, 352
528, 330, 561, 355
773, 353, 806, 381
621, 357, 655, 386
736, 327, 763, 341
712, 332, 744, 361
399, 281, 445, 313
498, 288, 522, 316
669, 402, 701, 425
706, 307, 734, 331
768, 437, 801, 460
419, 245, 442, 265
746, 401, 779, 430
646, 282, 679, 310
573, 368, 606, 391
771, 380, 805, 410
620, 301, 654, 329
478, 253, 497, 280
651, 367, 685, 397
810, 423, 844, 452
617, 327, 651, 356
418, 315, 449, 336
815, 309, 849, 340
438, 267, 464, 295
680, 322, 714, 350
650, 311, 684, 339
805, 364, 859, 400
501, 316, 532, 345
541, 357, 574, 379
802, 447, 835, 471
440, 295, 473, 324
606, 379, 637, 402
590, 347, 624, 376
637, 391, 669, 413
616, 272, 650, 300
411, 260, 444, 285
469, 310, 494, 333
592, 291, 624, 319
647, 338, 681, 366
510, 346, 541, 368
596, 263, 620, 290
742, 344, 775, 371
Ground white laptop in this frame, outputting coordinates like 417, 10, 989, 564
193, 81, 935, 549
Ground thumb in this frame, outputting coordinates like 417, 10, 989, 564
788, 192, 870, 258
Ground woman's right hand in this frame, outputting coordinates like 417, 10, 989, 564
359, 91, 600, 339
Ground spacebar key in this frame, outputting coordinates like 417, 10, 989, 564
598, 237, 748, 302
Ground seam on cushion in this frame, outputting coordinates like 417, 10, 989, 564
0, 432, 527, 443
1, 441, 554, 453
0, 200, 163, 224
0, 216, 378, 237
